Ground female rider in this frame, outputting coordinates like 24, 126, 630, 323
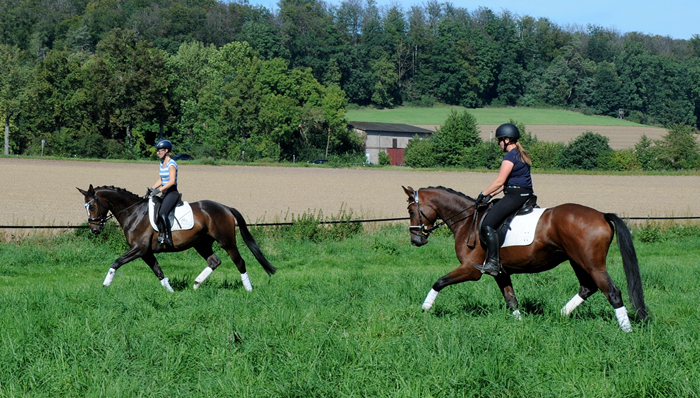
151, 139, 179, 248
474, 123, 533, 276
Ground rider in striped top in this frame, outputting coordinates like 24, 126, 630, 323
150, 139, 179, 248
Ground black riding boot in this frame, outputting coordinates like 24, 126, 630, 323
159, 213, 174, 248
475, 226, 502, 276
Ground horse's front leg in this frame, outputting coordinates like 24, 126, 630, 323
142, 252, 174, 292
422, 263, 482, 311
494, 273, 522, 320
102, 246, 147, 287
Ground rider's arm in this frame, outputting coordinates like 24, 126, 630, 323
482, 160, 514, 196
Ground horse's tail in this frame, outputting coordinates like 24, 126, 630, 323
229, 207, 277, 276
605, 213, 647, 320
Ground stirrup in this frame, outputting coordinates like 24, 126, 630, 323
475, 261, 501, 276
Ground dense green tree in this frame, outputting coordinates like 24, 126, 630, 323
0, 44, 30, 155
90, 29, 171, 154
558, 131, 611, 170
431, 109, 480, 166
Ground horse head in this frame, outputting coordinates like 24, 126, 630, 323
77, 184, 110, 235
402, 186, 439, 247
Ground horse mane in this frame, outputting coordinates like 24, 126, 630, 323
422, 186, 476, 202
94, 185, 141, 200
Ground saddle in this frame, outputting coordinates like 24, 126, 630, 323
148, 195, 195, 232
478, 195, 539, 248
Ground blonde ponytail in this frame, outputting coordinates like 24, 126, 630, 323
515, 142, 532, 166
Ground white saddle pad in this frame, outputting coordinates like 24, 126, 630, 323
148, 198, 195, 232
502, 208, 547, 247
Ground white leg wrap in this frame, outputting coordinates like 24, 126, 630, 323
615, 306, 632, 332
241, 272, 252, 291
512, 310, 522, 321
422, 289, 439, 311
160, 277, 174, 292
561, 294, 585, 316
193, 267, 213, 290
103, 268, 116, 287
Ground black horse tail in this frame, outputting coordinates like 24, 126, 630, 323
229, 207, 277, 276
605, 213, 647, 320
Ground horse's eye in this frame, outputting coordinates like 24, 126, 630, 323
89, 205, 95, 212
409, 210, 415, 217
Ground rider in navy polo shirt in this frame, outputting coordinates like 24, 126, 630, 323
474, 123, 534, 276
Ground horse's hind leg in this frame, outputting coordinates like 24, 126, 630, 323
568, 258, 631, 332
217, 234, 253, 292
193, 240, 222, 290
142, 253, 174, 292
561, 262, 599, 316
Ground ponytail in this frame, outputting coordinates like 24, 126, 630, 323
515, 142, 532, 166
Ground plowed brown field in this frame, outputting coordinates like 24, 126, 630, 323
2, 158, 698, 238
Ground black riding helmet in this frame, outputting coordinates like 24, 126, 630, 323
155, 139, 173, 151
495, 123, 520, 141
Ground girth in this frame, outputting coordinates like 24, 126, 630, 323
478, 195, 539, 248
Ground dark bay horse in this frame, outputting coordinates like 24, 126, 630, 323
403, 186, 647, 332
78, 185, 276, 291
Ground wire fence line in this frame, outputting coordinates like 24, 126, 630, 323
1, 216, 700, 230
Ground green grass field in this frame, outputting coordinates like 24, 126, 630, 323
1, 223, 699, 397
347, 106, 645, 126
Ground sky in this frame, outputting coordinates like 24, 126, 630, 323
245, 0, 699, 41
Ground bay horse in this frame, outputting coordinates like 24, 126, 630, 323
78, 185, 276, 291
403, 186, 647, 332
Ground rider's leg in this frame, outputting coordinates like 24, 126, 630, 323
159, 191, 178, 247
476, 226, 501, 276
475, 192, 530, 276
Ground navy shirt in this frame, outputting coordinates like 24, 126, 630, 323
503, 149, 532, 189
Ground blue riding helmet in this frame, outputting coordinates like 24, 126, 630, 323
155, 139, 173, 151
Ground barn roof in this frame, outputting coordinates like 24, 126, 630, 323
349, 121, 433, 134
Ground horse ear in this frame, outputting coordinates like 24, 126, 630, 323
77, 187, 88, 196
88, 184, 95, 195
402, 186, 414, 197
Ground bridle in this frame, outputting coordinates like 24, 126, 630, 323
407, 190, 480, 245
84, 192, 147, 227
407, 189, 485, 249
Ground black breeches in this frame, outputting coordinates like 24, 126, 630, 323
481, 189, 532, 232
159, 187, 179, 218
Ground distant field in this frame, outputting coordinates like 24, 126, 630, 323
347, 106, 644, 126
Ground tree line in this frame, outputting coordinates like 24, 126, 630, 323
1, 0, 700, 162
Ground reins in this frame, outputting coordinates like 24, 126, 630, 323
407, 190, 481, 248
85, 191, 148, 226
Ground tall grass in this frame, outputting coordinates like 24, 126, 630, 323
1, 222, 699, 397
347, 106, 646, 126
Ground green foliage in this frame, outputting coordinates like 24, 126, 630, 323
403, 136, 436, 168
463, 141, 503, 169
558, 131, 611, 170
597, 148, 640, 171
259, 207, 363, 243
377, 150, 391, 166
633, 222, 700, 243
529, 141, 565, 169
654, 124, 700, 170
431, 109, 481, 166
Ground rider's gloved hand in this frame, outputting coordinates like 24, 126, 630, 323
475, 192, 491, 205
148, 187, 160, 197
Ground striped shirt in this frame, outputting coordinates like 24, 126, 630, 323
159, 159, 178, 186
